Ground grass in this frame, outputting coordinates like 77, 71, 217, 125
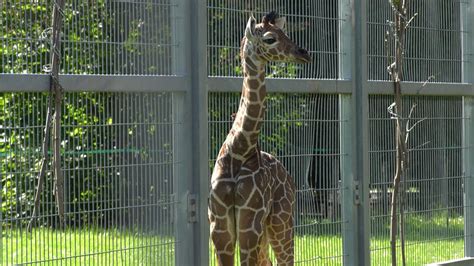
1, 214, 465, 265
370, 213, 465, 265
2, 227, 175, 266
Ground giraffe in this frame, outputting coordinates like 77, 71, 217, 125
208, 11, 311, 266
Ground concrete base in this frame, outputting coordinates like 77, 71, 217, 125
426, 258, 474, 266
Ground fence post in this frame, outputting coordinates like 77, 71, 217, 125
171, 0, 185, 76
340, 0, 371, 265
464, 97, 474, 257
171, 1, 194, 265
172, 0, 209, 265
461, 0, 474, 257
339, 0, 355, 264
340, 94, 355, 264
187, 0, 210, 265
173, 92, 195, 266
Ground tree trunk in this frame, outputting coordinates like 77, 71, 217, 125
50, 0, 66, 229
27, 96, 53, 232
389, 1, 409, 265
28, 0, 66, 230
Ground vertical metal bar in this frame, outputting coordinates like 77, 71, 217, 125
341, 0, 370, 264
339, 93, 355, 264
171, 0, 185, 76
173, 0, 209, 265
171, 1, 194, 265
461, 0, 473, 85
464, 97, 474, 256
339, 0, 352, 81
350, 0, 370, 265
189, 0, 209, 264
461, 0, 474, 257
173, 91, 195, 266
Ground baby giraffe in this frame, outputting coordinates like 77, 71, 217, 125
208, 11, 311, 266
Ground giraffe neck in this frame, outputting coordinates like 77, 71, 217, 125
226, 46, 266, 162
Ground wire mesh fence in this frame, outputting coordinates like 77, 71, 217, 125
208, 92, 344, 265
369, 95, 466, 265
367, 0, 463, 83
1, 0, 473, 265
1, 92, 180, 265
207, 0, 340, 79
1, 0, 176, 75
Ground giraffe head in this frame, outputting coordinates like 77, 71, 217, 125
242, 11, 311, 64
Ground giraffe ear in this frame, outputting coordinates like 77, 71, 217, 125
245, 14, 257, 41
274, 17, 286, 30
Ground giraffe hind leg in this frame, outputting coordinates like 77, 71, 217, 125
267, 179, 295, 265
210, 207, 236, 266
267, 210, 294, 266
237, 206, 270, 266
209, 185, 236, 266
257, 231, 273, 266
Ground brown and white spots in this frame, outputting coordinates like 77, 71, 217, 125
209, 11, 310, 266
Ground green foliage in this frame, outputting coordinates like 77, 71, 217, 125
1, 0, 177, 229
1, 1, 172, 75
0, 2, 50, 73
1, 92, 174, 230
1, 93, 46, 226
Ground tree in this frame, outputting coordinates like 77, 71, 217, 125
386, 1, 425, 265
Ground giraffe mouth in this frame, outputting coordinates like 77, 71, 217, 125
293, 48, 311, 64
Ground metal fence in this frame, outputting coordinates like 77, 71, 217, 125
1, 0, 474, 266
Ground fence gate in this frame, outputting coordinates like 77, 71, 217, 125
1, 0, 474, 265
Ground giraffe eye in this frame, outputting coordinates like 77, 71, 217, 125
262, 38, 276, 45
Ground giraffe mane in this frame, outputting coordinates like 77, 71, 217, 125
262, 11, 278, 24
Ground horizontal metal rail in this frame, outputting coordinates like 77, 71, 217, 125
208, 77, 473, 96
1, 74, 473, 96
0, 74, 188, 92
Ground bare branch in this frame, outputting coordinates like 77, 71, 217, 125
389, 1, 408, 21
407, 117, 426, 133
409, 141, 431, 151
387, 102, 400, 118
408, 103, 417, 119
416, 74, 437, 95
405, 13, 418, 29
385, 29, 395, 77
403, 103, 426, 144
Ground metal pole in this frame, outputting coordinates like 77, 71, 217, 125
339, 0, 352, 81
173, 91, 195, 266
339, 0, 360, 264
464, 97, 474, 257
340, 94, 357, 264
347, 0, 371, 265
172, 0, 200, 265
185, 0, 209, 265
171, 0, 185, 76
461, 0, 474, 257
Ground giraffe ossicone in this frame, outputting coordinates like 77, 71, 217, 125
209, 11, 311, 266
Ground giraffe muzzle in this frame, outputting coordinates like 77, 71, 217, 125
293, 47, 311, 64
